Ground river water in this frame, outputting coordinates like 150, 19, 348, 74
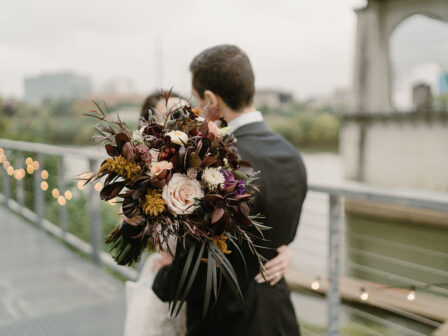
65, 150, 446, 335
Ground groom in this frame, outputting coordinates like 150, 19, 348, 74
153, 45, 307, 335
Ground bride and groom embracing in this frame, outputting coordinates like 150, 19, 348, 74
123, 44, 308, 336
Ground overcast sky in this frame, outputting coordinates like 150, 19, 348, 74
1, 0, 371, 99
3, 0, 448, 101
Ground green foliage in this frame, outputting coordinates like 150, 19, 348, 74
2, 99, 97, 145
265, 111, 339, 151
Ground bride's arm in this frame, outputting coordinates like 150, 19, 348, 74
254, 245, 293, 286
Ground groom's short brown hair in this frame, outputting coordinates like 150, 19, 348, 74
190, 45, 255, 111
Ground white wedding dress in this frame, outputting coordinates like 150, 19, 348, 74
123, 247, 187, 336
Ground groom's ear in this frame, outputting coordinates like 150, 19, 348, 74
204, 90, 221, 121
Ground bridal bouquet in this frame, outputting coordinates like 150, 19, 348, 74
82, 93, 267, 315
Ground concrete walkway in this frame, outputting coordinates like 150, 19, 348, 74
0, 207, 126, 336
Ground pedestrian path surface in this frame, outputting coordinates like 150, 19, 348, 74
0, 207, 126, 336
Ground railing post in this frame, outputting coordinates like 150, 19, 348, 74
58, 156, 67, 237
2, 151, 10, 207
88, 159, 102, 266
33, 153, 45, 228
327, 195, 343, 336
16, 151, 24, 209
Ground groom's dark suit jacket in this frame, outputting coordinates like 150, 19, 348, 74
153, 121, 307, 336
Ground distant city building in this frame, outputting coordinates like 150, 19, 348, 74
306, 87, 350, 112
254, 89, 293, 110
24, 72, 92, 103
101, 77, 137, 96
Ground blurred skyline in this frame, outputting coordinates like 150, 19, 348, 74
1, 0, 447, 101
1, 0, 365, 99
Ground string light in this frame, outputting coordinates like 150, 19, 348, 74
26, 165, 35, 174
41, 181, 49, 191
25, 157, 33, 165
57, 196, 66, 206
0, 148, 4, 155
41, 170, 49, 180
32, 161, 39, 170
311, 277, 321, 290
407, 286, 416, 301
64, 191, 72, 200
77, 181, 85, 190
14, 169, 24, 180
7, 166, 14, 176
52, 188, 60, 198
360, 287, 369, 301
0, 155, 4, 163
94, 182, 102, 192
4, 160, 10, 168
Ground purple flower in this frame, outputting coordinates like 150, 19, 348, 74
222, 170, 235, 187
222, 170, 246, 195
235, 179, 246, 195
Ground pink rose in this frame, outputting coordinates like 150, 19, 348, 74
162, 173, 204, 215
151, 161, 173, 177
208, 121, 221, 138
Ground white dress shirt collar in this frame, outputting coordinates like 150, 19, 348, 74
228, 110, 264, 134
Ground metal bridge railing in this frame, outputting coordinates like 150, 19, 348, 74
1, 138, 448, 336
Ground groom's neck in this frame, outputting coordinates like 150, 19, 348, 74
223, 104, 256, 124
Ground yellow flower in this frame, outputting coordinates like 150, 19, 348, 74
142, 190, 166, 216
213, 234, 231, 255
192, 107, 202, 116
98, 155, 141, 182
202, 234, 231, 264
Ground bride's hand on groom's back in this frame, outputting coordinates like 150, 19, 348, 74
152, 251, 174, 273
254, 245, 293, 286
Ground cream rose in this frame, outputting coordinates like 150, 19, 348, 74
167, 130, 189, 146
151, 161, 173, 177
162, 173, 204, 215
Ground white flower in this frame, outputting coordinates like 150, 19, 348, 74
149, 149, 160, 162
167, 130, 189, 146
162, 173, 204, 215
187, 168, 199, 179
202, 167, 225, 188
131, 129, 145, 145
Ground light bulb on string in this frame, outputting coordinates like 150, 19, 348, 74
41, 181, 48, 191
14, 170, 21, 180
41, 170, 48, 180
32, 161, 39, 170
94, 182, 102, 192
77, 181, 85, 190
25, 157, 33, 165
57, 196, 66, 206
4, 160, 10, 168
0, 155, 4, 163
407, 286, 416, 301
27, 165, 34, 174
52, 188, 60, 198
360, 287, 368, 301
64, 191, 72, 200
311, 277, 321, 290
0, 148, 4, 155
7, 166, 14, 176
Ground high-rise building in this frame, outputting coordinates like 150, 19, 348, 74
24, 72, 92, 103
